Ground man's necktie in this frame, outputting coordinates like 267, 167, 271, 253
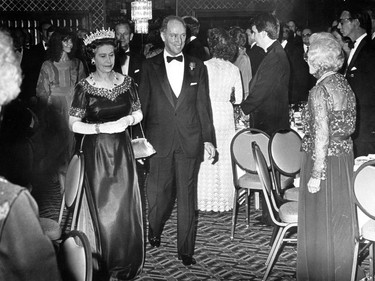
167, 55, 183, 63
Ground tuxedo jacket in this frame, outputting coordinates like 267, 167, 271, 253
246, 44, 266, 75
138, 52, 215, 159
345, 35, 375, 141
114, 49, 144, 87
241, 41, 290, 135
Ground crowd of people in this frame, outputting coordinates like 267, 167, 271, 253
1, 1, 375, 280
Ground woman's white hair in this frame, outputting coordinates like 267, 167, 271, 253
0, 30, 22, 106
308, 32, 345, 77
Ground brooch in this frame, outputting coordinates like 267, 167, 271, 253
189, 62, 196, 71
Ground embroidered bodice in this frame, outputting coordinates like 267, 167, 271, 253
69, 75, 140, 123
301, 72, 356, 180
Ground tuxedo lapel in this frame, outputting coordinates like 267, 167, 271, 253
175, 58, 191, 110
153, 54, 175, 108
347, 38, 367, 74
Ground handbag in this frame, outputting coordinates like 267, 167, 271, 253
130, 122, 156, 159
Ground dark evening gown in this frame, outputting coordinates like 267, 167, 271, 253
69, 76, 144, 280
297, 72, 357, 280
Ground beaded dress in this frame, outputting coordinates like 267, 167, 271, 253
69, 76, 144, 280
297, 72, 357, 280
197, 58, 242, 212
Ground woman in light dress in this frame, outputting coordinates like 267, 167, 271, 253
197, 28, 243, 212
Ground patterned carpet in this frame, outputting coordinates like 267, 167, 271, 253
32, 172, 297, 281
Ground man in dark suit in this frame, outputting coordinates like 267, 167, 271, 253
338, 6, 375, 157
182, 16, 209, 61
246, 24, 266, 75
138, 15, 216, 266
113, 21, 144, 86
241, 13, 290, 135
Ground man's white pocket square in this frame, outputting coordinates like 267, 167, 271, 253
351, 67, 357, 71
134, 69, 140, 73
190, 82, 198, 86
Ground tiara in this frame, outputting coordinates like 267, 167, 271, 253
83, 27, 115, 46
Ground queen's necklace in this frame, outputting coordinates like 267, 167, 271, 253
89, 71, 119, 90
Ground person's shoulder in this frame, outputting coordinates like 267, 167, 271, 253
0, 178, 25, 214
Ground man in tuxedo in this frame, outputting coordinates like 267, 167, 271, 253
245, 23, 266, 75
138, 15, 216, 266
338, 6, 375, 157
241, 13, 290, 135
182, 16, 209, 61
241, 13, 290, 225
287, 20, 303, 47
113, 21, 144, 86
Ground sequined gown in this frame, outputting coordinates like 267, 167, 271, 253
297, 72, 357, 280
197, 58, 243, 212
69, 76, 144, 280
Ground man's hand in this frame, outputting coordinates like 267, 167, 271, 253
204, 142, 216, 160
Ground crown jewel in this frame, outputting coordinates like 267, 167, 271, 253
83, 27, 115, 46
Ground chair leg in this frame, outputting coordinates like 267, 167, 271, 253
263, 227, 288, 281
351, 240, 359, 281
246, 189, 250, 229
255, 191, 260, 210
231, 190, 239, 241
269, 225, 279, 247
265, 227, 283, 266
370, 242, 374, 279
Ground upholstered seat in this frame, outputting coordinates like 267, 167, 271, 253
362, 219, 375, 241
40, 217, 62, 241
279, 201, 298, 223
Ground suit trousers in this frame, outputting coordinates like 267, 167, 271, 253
146, 138, 198, 256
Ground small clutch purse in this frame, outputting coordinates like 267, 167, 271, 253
131, 122, 156, 159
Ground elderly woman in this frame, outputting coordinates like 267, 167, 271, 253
297, 32, 357, 280
0, 29, 61, 281
197, 27, 243, 212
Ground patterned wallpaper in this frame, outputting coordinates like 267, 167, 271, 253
0, 0, 105, 30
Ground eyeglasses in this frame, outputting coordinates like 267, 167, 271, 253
302, 33, 311, 37
338, 18, 353, 25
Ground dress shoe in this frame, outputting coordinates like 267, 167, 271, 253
148, 236, 160, 247
178, 254, 196, 266
148, 228, 161, 247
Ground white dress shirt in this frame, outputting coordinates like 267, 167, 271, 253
164, 50, 184, 97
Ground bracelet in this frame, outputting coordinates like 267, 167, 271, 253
95, 123, 100, 134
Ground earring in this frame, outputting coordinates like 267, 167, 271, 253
91, 59, 95, 65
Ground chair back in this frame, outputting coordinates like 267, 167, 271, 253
269, 128, 302, 177
59, 230, 93, 281
231, 128, 270, 174
252, 141, 279, 222
353, 160, 375, 221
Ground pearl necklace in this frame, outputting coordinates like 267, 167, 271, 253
89, 71, 119, 89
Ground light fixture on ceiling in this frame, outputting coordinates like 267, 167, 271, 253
131, 0, 152, 34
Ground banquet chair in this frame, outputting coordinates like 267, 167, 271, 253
269, 128, 302, 205
230, 128, 270, 241
252, 141, 298, 281
39, 139, 93, 281
351, 160, 375, 281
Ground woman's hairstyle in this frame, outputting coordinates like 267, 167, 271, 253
0, 30, 21, 106
307, 32, 345, 77
47, 28, 76, 62
85, 37, 116, 60
207, 27, 236, 61
229, 26, 247, 48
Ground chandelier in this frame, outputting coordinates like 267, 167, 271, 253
131, 0, 152, 34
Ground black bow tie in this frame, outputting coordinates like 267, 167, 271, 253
167, 55, 183, 63
348, 40, 356, 49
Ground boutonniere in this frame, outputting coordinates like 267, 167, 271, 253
189, 62, 196, 71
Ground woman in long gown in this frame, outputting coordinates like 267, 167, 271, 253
36, 28, 85, 186
68, 30, 144, 280
297, 32, 357, 280
197, 28, 243, 212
